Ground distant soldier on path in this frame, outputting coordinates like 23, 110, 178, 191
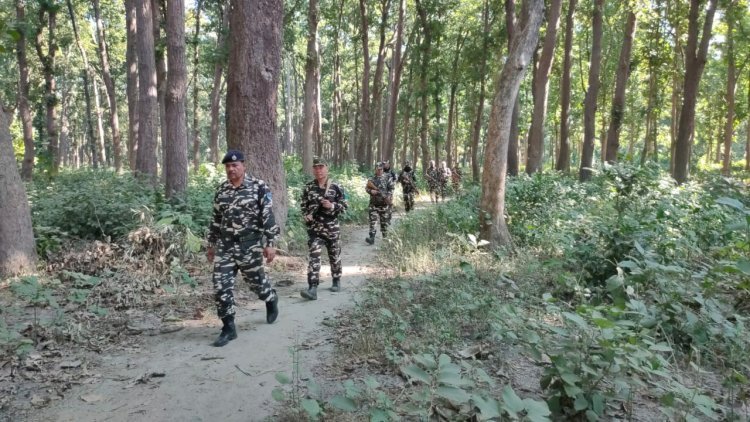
365, 162, 395, 245
206, 150, 280, 347
398, 161, 418, 212
451, 165, 463, 194
438, 161, 452, 201
299, 157, 348, 300
426, 160, 440, 203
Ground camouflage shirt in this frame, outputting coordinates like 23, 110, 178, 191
207, 175, 279, 248
367, 174, 395, 207
398, 170, 418, 193
300, 179, 348, 228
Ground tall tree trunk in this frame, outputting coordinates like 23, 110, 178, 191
226, 0, 288, 231
153, 0, 167, 181
604, 11, 637, 163
556, 0, 576, 172
446, 32, 465, 168
67, 0, 98, 167
164, 0, 188, 197
641, 22, 659, 165
746, 75, 750, 172
80, 70, 98, 168
721, 4, 736, 176
209, 4, 228, 165
525, 0, 562, 174
93, 0, 122, 172
672, 0, 717, 183
301, 0, 320, 174
35, 3, 59, 174
506, 0, 521, 176
382, 0, 405, 163
16, 0, 34, 181
579, 0, 603, 181
126, 0, 139, 171
471, 0, 490, 182
331, 0, 345, 165
480, 0, 543, 247
372, 0, 391, 161
356, 0, 372, 166
135, 0, 159, 180
416, 0, 432, 174
93, 77, 107, 165
0, 105, 37, 277
190, 0, 203, 171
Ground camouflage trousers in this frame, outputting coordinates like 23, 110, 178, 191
368, 205, 392, 237
402, 191, 415, 212
307, 228, 342, 287
212, 239, 276, 319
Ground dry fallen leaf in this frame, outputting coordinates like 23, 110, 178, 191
80, 394, 104, 403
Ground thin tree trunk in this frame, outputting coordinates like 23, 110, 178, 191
154, 0, 167, 180
16, 0, 34, 181
301, 0, 319, 174
672, 0, 717, 183
372, 0, 391, 161
135, 0, 159, 180
416, 0, 432, 174
93, 0, 122, 171
446, 32, 465, 169
471, 0, 490, 181
480, 0, 543, 247
93, 77, 107, 165
67, 0, 98, 167
356, 0, 371, 166
35, 3, 60, 174
556, 0, 576, 172
190, 0, 203, 171
506, 0, 521, 176
331, 0, 345, 165
721, 3, 736, 176
525, 0, 562, 174
209, 4, 228, 165
604, 11, 637, 163
746, 75, 750, 172
226, 0, 288, 231
579, 0, 603, 181
164, 0, 188, 197
126, 0, 139, 171
383, 0, 405, 163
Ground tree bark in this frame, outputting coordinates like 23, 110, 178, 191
356, 0, 372, 166
0, 105, 37, 277
190, 0, 203, 171
579, 0, 603, 181
382, 0, 405, 163
209, 4, 228, 165
93, 77, 107, 165
16, 0, 34, 181
126, 0, 139, 171
555, 0, 576, 172
164, 0, 188, 198
506, 0, 521, 176
135, 0, 159, 180
525, 0, 562, 174
301, 0, 320, 174
480, 0, 543, 247
746, 75, 750, 172
93, 0, 123, 172
34, 3, 60, 174
604, 11, 637, 163
372, 0, 391, 161
446, 32, 465, 169
471, 0, 490, 182
721, 4, 736, 176
154, 0, 167, 181
672, 0, 717, 184
226, 0, 288, 231
416, 0, 432, 174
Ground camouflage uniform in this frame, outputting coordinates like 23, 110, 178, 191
367, 173, 395, 240
451, 166, 463, 193
438, 164, 451, 200
207, 175, 279, 319
301, 179, 348, 288
426, 165, 440, 202
397, 167, 418, 212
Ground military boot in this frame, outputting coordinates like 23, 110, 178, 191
213, 315, 237, 347
300, 285, 318, 300
365, 234, 375, 245
265, 294, 279, 324
330, 279, 341, 292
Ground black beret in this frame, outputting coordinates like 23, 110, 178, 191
221, 150, 245, 164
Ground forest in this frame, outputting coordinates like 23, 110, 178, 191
0, 0, 749, 420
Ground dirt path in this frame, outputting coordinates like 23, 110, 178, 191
30, 225, 380, 422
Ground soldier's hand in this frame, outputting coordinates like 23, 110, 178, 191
304, 214, 313, 222
207, 246, 215, 263
263, 247, 276, 263
321, 199, 333, 209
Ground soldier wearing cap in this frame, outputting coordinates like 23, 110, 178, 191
382, 160, 397, 185
365, 162, 395, 245
299, 157, 348, 300
206, 150, 280, 347
398, 161, 418, 212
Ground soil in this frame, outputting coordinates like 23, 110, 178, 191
4, 225, 381, 422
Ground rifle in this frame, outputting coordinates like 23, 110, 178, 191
367, 179, 392, 205
305, 178, 333, 225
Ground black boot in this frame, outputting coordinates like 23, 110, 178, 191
365, 234, 375, 245
213, 315, 237, 347
300, 285, 318, 300
330, 279, 340, 292
265, 294, 279, 324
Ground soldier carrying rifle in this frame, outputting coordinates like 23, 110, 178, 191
300, 157, 348, 300
365, 162, 395, 245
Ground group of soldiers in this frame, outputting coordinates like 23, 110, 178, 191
205, 150, 462, 347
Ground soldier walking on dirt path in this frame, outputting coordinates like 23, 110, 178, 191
398, 161, 418, 212
365, 162, 395, 245
206, 150, 280, 347
300, 157, 348, 301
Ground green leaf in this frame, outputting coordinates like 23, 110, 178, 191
737, 259, 750, 275
472, 394, 501, 419
560, 371, 581, 385
364, 376, 380, 390
648, 343, 672, 352
412, 354, 437, 370
274, 372, 292, 385
716, 197, 746, 211
401, 364, 431, 384
435, 386, 470, 404
271, 388, 285, 402
574, 395, 589, 411
301, 399, 321, 417
501, 385, 525, 414
562, 312, 588, 328
329, 395, 358, 412
369, 408, 390, 422
379, 308, 393, 318
591, 393, 605, 415
523, 398, 552, 421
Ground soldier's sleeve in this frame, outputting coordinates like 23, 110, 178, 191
332, 184, 348, 216
259, 182, 280, 248
387, 177, 395, 194
206, 189, 221, 247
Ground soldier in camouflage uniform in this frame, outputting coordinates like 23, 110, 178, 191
365, 162, 395, 245
300, 157, 348, 300
397, 161, 418, 212
426, 160, 440, 203
438, 161, 452, 201
206, 150, 280, 347
382, 160, 397, 185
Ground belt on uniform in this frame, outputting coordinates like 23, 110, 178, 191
223, 233, 260, 243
